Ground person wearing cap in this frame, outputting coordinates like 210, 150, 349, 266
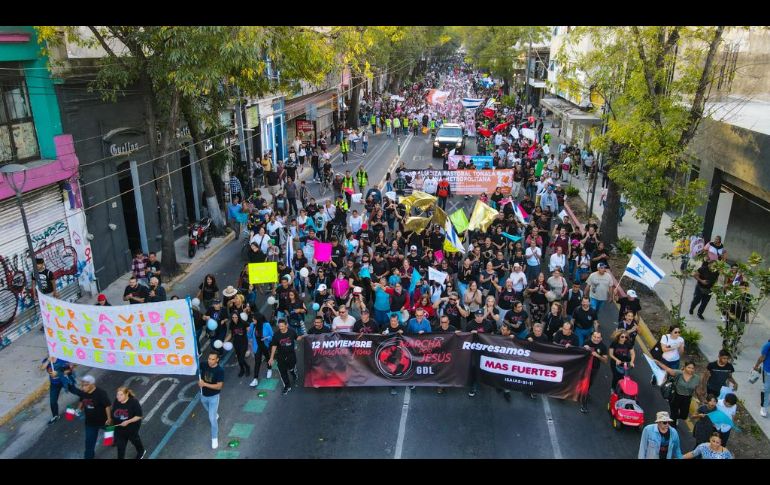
35, 257, 58, 298
41, 355, 75, 425
66, 374, 112, 459
585, 263, 613, 313
615, 288, 641, 322
96, 294, 111, 306
638, 411, 683, 459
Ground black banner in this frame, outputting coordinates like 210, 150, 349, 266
303, 333, 473, 387
470, 334, 593, 401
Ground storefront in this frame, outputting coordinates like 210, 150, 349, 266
284, 89, 336, 145
539, 96, 602, 147
258, 96, 287, 161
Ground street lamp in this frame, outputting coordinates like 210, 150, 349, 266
0, 163, 42, 304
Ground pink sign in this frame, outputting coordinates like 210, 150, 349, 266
434, 250, 444, 263
314, 241, 332, 262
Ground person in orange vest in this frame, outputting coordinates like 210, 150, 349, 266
437, 175, 451, 210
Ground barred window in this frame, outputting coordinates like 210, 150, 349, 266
0, 62, 40, 163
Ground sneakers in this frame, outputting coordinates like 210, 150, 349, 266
290, 369, 298, 382
688, 307, 694, 315
503, 391, 512, 402
697, 314, 705, 320
237, 369, 245, 377
530, 393, 537, 400
249, 378, 258, 387
761, 407, 767, 418
468, 389, 477, 397
216, 413, 219, 421
580, 405, 589, 414
47, 415, 60, 425
282, 386, 292, 395
266, 369, 273, 379
212, 438, 219, 449
436, 387, 444, 394
390, 387, 398, 396
409, 385, 416, 391
138, 449, 147, 459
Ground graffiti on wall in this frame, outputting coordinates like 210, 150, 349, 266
0, 221, 79, 332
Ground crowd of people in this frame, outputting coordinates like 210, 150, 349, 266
40, 59, 753, 460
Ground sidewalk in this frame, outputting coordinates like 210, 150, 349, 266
557, 133, 770, 439
0, 230, 233, 426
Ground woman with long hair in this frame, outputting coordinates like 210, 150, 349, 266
197, 274, 219, 311
608, 331, 636, 390
463, 280, 483, 313
655, 359, 701, 429
227, 311, 250, 377
287, 289, 308, 335
112, 387, 145, 459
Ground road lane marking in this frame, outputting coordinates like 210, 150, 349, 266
393, 386, 411, 459
540, 395, 563, 459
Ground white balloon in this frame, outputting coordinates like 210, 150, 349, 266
299, 268, 309, 278
191, 298, 201, 307
213, 339, 223, 349
222, 341, 234, 351
267, 296, 277, 306
240, 312, 249, 322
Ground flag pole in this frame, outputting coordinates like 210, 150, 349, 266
614, 274, 625, 295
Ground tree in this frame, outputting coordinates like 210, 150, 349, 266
558, 27, 728, 256
460, 26, 548, 96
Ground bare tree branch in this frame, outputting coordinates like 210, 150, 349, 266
87, 26, 128, 68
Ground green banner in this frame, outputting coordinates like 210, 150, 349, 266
450, 208, 469, 234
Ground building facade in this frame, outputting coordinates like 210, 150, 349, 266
0, 26, 96, 347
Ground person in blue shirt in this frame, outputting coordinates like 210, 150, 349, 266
228, 197, 247, 240
406, 308, 432, 335
40, 356, 74, 425
638, 411, 683, 459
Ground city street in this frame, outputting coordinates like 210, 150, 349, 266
0, 126, 693, 459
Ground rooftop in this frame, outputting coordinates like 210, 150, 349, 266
705, 96, 770, 136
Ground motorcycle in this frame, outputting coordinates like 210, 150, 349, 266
188, 217, 213, 257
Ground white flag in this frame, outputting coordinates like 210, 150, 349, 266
428, 267, 448, 286
623, 247, 666, 289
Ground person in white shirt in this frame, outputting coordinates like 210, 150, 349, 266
549, 246, 567, 273
562, 155, 572, 181
332, 305, 356, 332
250, 227, 270, 253
715, 393, 737, 445
494, 132, 503, 147
422, 173, 438, 195
525, 240, 542, 283
507, 263, 528, 295
660, 325, 686, 368
322, 201, 336, 224
513, 153, 522, 166
506, 151, 515, 167
348, 210, 364, 234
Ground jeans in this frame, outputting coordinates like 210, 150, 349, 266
84, 424, 100, 459
49, 382, 63, 417
312, 164, 320, 181
374, 308, 390, 327
288, 198, 298, 216
200, 393, 220, 440
526, 264, 540, 283
689, 285, 712, 317
589, 297, 606, 313
362, 141, 368, 154
575, 267, 589, 284
438, 196, 447, 210
574, 326, 593, 347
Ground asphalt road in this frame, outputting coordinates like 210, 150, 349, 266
0, 126, 694, 459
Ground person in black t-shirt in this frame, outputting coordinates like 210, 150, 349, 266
467, 309, 496, 334
35, 257, 58, 297
703, 349, 737, 397
307, 315, 331, 335
269, 320, 300, 395
608, 331, 635, 390
199, 353, 224, 449
228, 312, 251, 377
528, 322, 551, 344
353, 309, 379, 333
503, 301, 529, 339
66, 374, 111, 459
112, 387, 145, 459
552, 322, 579, 348
571, 297, 599, 346
615, 289, 642, 321
689, 260, 719, 319
581, 331, 609, 413
123, 277, 149, 305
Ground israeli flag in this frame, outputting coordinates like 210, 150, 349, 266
623, 247, 666, 289
462, 98, 484, 109
444, 219, 465, 253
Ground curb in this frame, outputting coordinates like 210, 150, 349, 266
0, 380, 49, 427
166, 232, 236, 291
564, 199, 698, 431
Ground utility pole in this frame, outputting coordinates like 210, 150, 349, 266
524, 39, 532, 111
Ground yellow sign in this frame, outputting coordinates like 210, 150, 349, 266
248, 262, 278, 284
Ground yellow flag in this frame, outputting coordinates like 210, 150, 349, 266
431, 205, 449, 228
467, 200, 499, 232
443, 238, 460, 253
404, 216, 431, 234
400, 191, 437, 214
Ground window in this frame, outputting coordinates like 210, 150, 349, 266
0, 63, 39, 163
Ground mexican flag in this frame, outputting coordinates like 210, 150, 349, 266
103, 426, 115, 446
65, 407, 77, 421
